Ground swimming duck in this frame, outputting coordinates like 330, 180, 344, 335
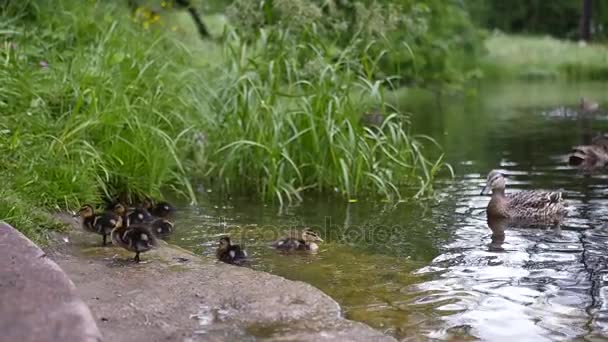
569, 134, 608, 170
481, 170, 567, 223
272, 229, 324, 251
111, 223, 158, 263
77, 204, 123, 246
216, 236, 247, 265
150, 218, 174, 239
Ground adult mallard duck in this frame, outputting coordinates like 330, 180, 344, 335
216, 236, 247, 265
481, 170, 567, 223
111, 223, 158, 263
272, 229, 324, 251
569, 134, 608, 170
77, 204, 122, 246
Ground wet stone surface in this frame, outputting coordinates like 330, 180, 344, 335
47, 214, 393, 342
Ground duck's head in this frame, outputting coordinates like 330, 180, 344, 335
218, 236, 232, 249
78, 204, 95, 218
113, 203, 127, 216
142, 197, 154, 210
302, 230, 323, 243
481, 170, 505, 195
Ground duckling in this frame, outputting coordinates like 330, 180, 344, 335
481, 170, 567, 222
142, 197, 175, 218
128, 207, 152, 225
112, 203, 129, 227
77, 204, 122, 246
569, 134, 608, 170
150, 218, 174, 239
272, 229, 324, 251
216, 236, 247, 265
111, 224, 158, 263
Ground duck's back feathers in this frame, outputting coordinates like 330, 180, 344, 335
128, 207, 152, 224
273, 238, 303, 250
112, 224, 158, 253
151, 218, 174, 238
504, 190, 567, 220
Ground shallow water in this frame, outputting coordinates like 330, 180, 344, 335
172, 81, 608, 340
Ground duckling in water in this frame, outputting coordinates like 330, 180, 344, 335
111, 224, 158, 263
481, 170, 567, 223
273, 230, 324, 251
78, 204, 122, 246
216, 236, 247, 265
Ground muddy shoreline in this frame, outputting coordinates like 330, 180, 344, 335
45, 213, 394, 341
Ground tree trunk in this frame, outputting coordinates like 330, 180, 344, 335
579, 0, 592, 41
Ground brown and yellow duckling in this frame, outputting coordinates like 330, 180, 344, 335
77, 204, 122, 246
111, 223, 159, 263
216, 236, 248, 265
272, 229, 324, 251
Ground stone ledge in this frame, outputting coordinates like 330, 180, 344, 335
0, 222, 102, 342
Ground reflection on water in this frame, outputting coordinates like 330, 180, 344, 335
172, 81, 608, 340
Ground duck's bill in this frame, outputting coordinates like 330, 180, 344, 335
480, 185, 490, 195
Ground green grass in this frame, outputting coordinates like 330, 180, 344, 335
0, 0, 450, 241
481, 33, 608, 80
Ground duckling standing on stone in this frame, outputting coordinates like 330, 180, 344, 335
216, 236, 247, 265
273, 229, 324, 251
77, 204, 122, 246
111, 224, 158, 263
481, 170, 567, 223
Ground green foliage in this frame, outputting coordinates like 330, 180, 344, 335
0, 0, 454, 240
481, 34, 608, 81
0, 0, 198, 210
226, 0, 484, 88
0, 189, 65, 244
467, 0, 608, 41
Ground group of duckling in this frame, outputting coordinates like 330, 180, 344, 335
216, 229, 324, 265
481, 98, 604, 225
77, 198, 175, 262
77, 196, 324, 265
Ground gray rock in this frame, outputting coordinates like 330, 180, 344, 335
0, 222, 102, 342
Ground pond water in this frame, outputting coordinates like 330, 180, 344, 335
172, 81, 608, 340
